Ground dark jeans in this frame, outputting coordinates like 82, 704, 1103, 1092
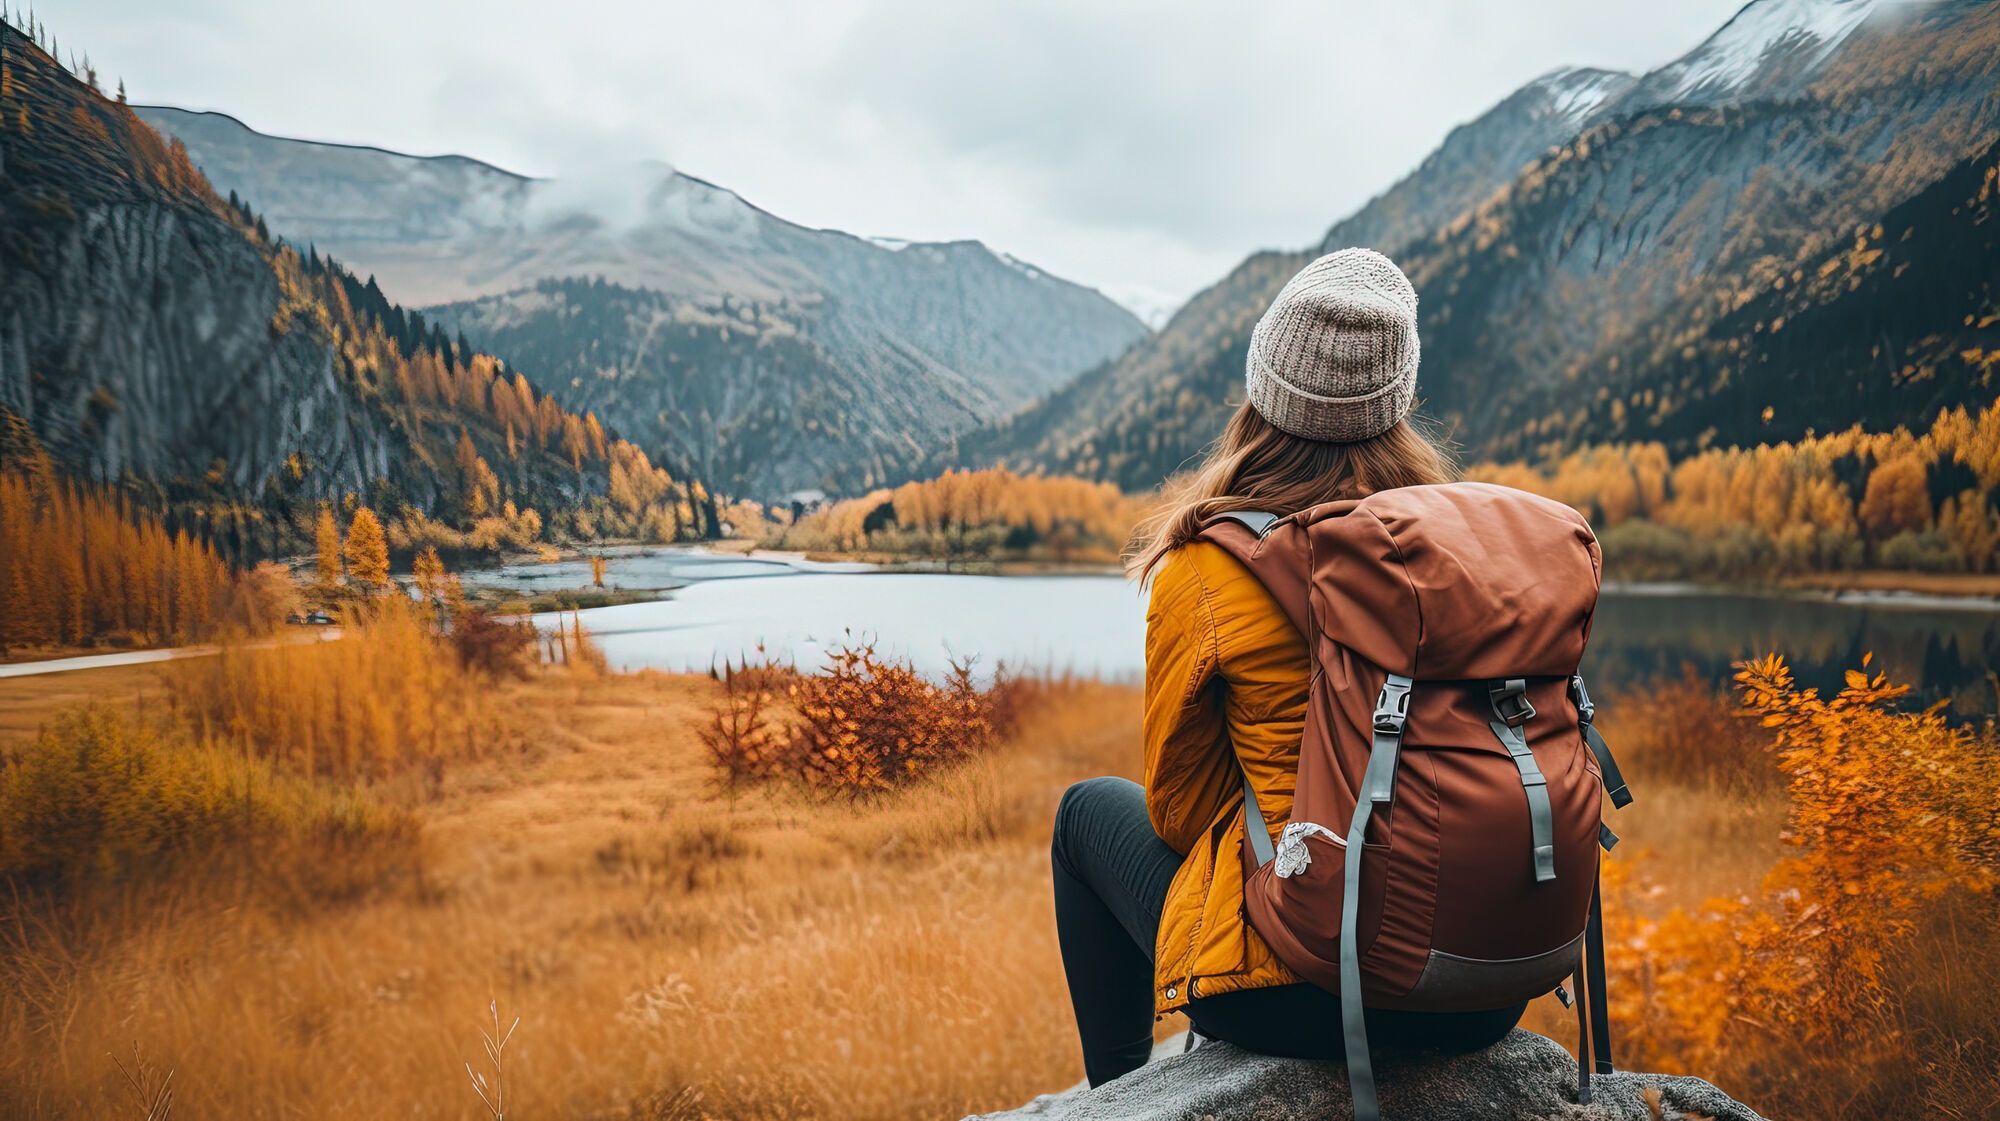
1051, 776, 1525, 1087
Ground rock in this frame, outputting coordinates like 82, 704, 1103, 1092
967, 1030, 1765, 1121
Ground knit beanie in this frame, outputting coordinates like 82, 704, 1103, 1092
1244, 248, 1420, 443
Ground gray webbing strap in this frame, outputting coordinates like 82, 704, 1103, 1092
1212, 509, 1280, 538
1341, 673, 1412, 1121
1242, 772, 1275, 867
1571, 676, 1633, 809
1571, 970, 1593, 1104
1585, 876, 1614, 1075
1488, 679, 1557, 884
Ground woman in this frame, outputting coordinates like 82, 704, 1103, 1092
1050, 249, 1526, 1086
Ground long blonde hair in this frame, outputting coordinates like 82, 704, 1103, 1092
1125, 402, 1456, 582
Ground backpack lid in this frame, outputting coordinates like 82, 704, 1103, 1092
1205, 482, 1600, 680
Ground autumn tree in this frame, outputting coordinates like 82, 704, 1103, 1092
0, 470, 234, 649
412, 545, 446, 603
314, 506, 342, 588
1857, 455, 1931, 541
345, 507, 390, 591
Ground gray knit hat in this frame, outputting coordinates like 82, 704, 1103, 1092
1244, 248, 1420, 443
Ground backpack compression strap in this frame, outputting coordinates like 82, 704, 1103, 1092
1570, 675, 1627, 1081
1572, 676, 1633, 809
1342, 673, 1412, 1121
1585, 873, 1614, 1074
1486, 679, 1558, 883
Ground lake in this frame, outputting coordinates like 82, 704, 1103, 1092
514, 550, 2000, 715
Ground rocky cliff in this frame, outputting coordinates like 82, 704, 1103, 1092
136, 106, 1150, 497
970, 1031, 1765, 1121
0, 23, 676, 556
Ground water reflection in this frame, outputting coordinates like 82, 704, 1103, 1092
507, 550, 1998, 716
1588, 590, 1999, 716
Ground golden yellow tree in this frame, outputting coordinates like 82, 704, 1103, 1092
314, 506, 342, 588
412, 545, 446, 603
1857, 455, 1931, 541
345, 507, 391, 591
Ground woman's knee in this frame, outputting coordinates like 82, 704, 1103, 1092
1052, 776, 1140, 870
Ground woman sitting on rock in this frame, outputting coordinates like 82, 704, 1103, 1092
1049, 249, 1527, 1086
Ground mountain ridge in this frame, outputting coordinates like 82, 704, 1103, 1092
943, 0, 2000, 491
0, 22, 712, 558
138, 104, 1148, 498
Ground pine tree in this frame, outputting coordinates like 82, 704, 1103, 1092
412, 545, 445, 603
314, 506, 342, 588
345, 507, 389, 591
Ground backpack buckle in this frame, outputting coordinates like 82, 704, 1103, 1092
1372, 677, 1412, 735
1569, 675, 1595, 725
1489, 678, 1536, 727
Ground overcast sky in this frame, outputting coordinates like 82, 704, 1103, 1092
38, 0, 1746, 317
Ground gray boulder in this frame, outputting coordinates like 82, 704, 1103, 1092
968, 1030, 1765, 1121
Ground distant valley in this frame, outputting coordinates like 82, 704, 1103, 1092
135, 107, 1148, 498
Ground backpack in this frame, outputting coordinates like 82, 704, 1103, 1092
1198, 482, 1633, 1121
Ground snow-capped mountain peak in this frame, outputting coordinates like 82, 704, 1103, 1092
1536, 67, 1636, 122
1655, 0, 1882, 100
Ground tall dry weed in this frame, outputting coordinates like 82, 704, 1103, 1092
166, 597, 499, 782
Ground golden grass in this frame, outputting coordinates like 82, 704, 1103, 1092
0, 666, 1142, 1119
162, 598, 508, 783
1, 652, 1988, 1120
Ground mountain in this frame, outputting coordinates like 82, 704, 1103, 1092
936, 60, 1642, 486
134, 107, 1149, 497
0, 22, 705, 558
949, 0, 2000, 491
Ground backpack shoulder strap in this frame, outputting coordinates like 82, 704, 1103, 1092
1209, 509, 1280, 538
1196, 511, 1312, 639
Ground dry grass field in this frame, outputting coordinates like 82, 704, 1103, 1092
0, 631, 1991, 1119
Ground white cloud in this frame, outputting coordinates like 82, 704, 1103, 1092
34, 0, 1747, 309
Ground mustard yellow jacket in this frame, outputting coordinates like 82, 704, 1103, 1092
1145, 540, 1309, 1015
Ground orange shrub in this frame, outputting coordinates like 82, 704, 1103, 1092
450, 608, 537, 678
791, 648, 994, 794
702, 644, 1019, 797
1606, 654, 2000, 1114
700, 656, 799, 792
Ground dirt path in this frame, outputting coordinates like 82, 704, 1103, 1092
0, 629, 342, 681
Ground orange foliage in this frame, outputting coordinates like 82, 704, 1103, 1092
1473, 395, 2000, 574
165, 597, 498, 782
786, 468, 1151, 563
1605, 656, 2000, 1113
1856, 454, 1930, 540
702, 643, 1014, 797
0, 469, 232, 651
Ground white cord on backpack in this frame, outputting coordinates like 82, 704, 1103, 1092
1273, 821, 1343, 878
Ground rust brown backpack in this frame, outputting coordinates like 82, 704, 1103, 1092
1199, 482, 1633, 1121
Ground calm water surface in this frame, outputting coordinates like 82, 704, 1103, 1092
515, 550, 2000, 714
